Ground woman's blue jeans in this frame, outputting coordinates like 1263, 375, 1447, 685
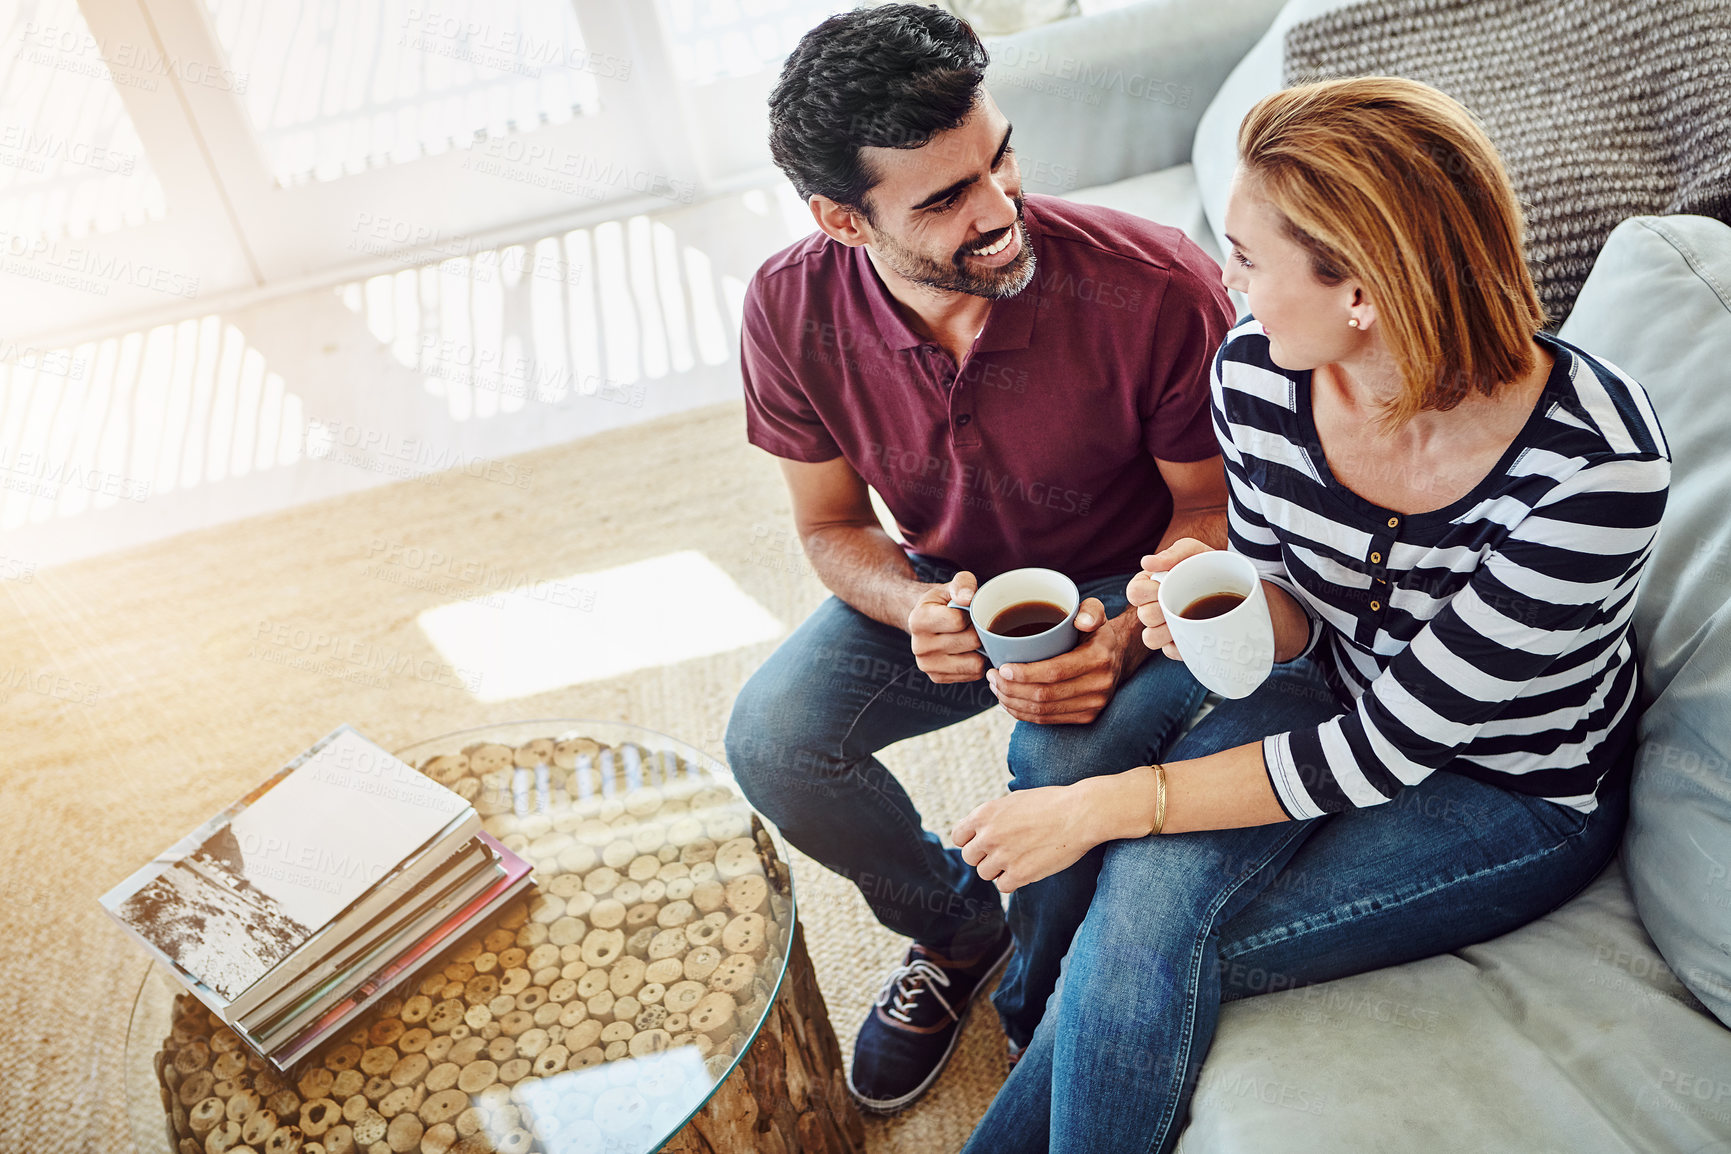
960, 654, 1633, 1154
724, 555, 1207, 1050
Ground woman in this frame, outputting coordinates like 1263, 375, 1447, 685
953, 76, 1669, 1153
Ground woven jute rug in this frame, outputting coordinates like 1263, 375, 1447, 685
0, 400, 1013, 1153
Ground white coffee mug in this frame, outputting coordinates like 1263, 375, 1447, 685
1149, 552, 1275, 699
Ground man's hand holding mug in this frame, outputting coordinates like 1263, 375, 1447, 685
911, 567, 1140, 725
987, 598, 1130, 726
909, 572, 989, 684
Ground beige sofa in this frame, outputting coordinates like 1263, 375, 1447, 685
983, 2, 1731, 1149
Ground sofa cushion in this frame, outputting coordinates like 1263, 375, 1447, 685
1281, 3, 1731, 328
1557, 214, 1731, 1028
986, 0, 1288, 195
1178, 861, 1731, 1153
1061, 164, 1222, 262
1190, 0, 1367, 255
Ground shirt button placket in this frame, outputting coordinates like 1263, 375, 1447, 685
1367, 516, 1399, 622
950, 363, 979, 447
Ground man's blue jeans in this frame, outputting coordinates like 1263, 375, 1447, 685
959, 654, 1634, 1154
724, 556, 1207, 1049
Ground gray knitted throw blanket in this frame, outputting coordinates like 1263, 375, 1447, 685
1283, 0, 1731, 326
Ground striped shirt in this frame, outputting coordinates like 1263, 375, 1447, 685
1213, 323, 1670, 818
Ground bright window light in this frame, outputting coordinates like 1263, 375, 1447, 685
417, 550, 783, 702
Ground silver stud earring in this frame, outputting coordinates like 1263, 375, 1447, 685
1348, 318, 1360, 328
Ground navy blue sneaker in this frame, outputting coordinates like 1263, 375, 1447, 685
847, 926, 1015, 1113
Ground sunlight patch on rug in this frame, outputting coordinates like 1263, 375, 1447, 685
416, 550, 783, 701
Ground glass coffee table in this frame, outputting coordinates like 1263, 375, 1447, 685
125, 720, 864, 1154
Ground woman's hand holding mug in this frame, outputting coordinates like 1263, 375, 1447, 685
1128, 539, 1216, 658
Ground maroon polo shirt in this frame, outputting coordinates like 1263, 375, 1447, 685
741, 195, 1233, 583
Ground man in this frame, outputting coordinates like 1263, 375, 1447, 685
724, 3, 1234, 1113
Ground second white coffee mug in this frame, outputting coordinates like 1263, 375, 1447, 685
1150, 551, 1275, 699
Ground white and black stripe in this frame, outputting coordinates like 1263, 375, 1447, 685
1213, 322, 1670, 818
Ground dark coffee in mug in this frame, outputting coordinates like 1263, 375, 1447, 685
988, 600, 1069, 637
1181, 591, 1247, 620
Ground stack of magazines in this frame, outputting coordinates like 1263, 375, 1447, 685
101, 725, 532, 1069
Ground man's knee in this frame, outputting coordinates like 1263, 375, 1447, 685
1006, 663, 1206, 790
1007, 718, 1155, 790
725, 678, 795, 796
723, 670, 850, 814
1007, 722, 1079, 789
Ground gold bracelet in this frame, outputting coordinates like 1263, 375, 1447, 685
1150, 763, 1167, 837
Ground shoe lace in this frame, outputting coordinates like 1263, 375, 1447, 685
876, 956, 957, 1025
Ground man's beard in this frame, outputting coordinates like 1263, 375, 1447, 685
870, 199, 1037, 300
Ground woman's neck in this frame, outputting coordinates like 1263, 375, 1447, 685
1325, 338, 1550, 448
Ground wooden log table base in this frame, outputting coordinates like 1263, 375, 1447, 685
148, 734, 866, 1154
659, 923, 863, 1154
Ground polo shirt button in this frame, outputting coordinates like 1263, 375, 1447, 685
956, 413, 972, 426
1386, 516, 1399, 529
1370, 552, 1381, 564
1370, 600, 1382, 611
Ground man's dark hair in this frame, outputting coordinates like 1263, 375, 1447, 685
769, 4, 989, 219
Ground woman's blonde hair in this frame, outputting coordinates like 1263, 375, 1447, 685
1237, 76, 1546, 427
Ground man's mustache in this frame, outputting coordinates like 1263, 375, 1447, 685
962, 224, 1013, 256
955, 209, 1025, 264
